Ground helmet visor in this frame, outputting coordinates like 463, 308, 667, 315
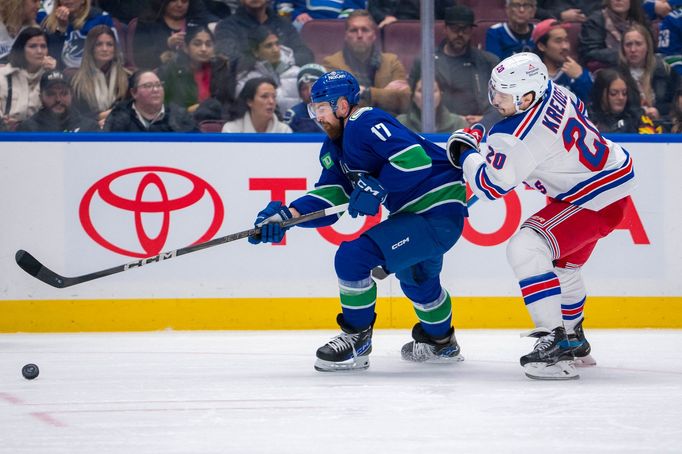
307, 101, 334, 119
488, 79, 515, 110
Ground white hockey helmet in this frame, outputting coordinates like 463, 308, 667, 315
488, 52, 548, 114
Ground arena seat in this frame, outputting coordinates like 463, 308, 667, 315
458, 0, 507, 22
381, 20, 446, 73
199, 120, 226, 133
112, 18, 128, 63
300, 19, 348, 64
124, 18, 139, 69
473, 20, 500, 50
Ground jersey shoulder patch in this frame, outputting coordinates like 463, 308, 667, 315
349, 107, 373, 121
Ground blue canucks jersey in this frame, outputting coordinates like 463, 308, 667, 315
290, 107, 468, 227
485, 23, 535, 60
658, 9, 682, 75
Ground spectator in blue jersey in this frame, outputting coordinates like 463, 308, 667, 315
421, 5, 499, 127
38, 0, 115, 69
275, 0, 366, 31
214, 0, 314, 67
486, 0, 537, 60
248, 70, 469, 372
658, 3, 682, 75
578, 0, 650, 72
283, 62, 325, 133
367, 0, 455, 28
533, 19, 593, 101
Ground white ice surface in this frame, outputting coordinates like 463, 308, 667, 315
1, 330, 681, 453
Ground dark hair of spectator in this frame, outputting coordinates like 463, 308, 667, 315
142, 0, 186, 22
590, 68, 640, 114
345, 9, 376, 29
184, 23, 214, 46
533, 21, 562, 58
231, 76, 277, 118
129, 70, 158, 92
8, 27, 46, 69
247, 26, 276, 55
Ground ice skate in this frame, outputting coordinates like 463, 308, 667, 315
314, 314, 373, 372
401, 324, 463, 363
569, 319, 596, 367
520, 326, 579, 380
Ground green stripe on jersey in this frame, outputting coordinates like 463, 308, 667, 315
340, 282, 377, 310
307, 185, 350, 206
389, 145, 432, 172
395, 182, 466, 214
413, 292, 452, 325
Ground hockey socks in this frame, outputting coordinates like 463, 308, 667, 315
519, 272, 563, 329
411, 289, 453, 340
338, 277, 376, 330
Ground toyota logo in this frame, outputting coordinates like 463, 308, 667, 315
79, 166, 224, 258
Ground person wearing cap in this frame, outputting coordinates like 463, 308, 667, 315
417, 5, 499, 127
533, 19, 593, 101
17, 69, 100, 131
283, 62, 325, 132
486, 0, 537, 60
322, 9, 410, 115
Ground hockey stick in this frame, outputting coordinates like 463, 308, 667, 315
16, 203, 349, 289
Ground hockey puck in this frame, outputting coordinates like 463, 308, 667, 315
22, 363, 39, 380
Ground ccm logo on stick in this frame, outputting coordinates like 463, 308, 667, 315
123, 251, 178, 270
392, 237, 410, 250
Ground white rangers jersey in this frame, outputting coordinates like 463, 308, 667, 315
463, 81, 637, 211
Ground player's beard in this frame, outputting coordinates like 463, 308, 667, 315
319, 117, 343, 140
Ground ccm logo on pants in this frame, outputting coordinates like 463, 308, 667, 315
392, 237, 410, 250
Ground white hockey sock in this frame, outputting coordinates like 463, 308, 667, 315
555, 266, 586, 334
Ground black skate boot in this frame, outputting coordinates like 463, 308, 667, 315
568, 319, 596, 367
401, 323, 463, 363
314, 313, 374, 372
520, 326, 579, 380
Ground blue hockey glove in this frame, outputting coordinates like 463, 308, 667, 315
446, 123, 486, 169
248, 201, 293, 244
348, 174, 387, 218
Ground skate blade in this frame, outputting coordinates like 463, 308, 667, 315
314, 356, 369, 372
574, 354, 597, 367
524, 360, 580, 380
401, 353, 465, 364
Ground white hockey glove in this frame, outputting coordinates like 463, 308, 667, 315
446, 123, 486, 169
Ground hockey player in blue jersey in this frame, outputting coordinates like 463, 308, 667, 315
248, 70, 469, 371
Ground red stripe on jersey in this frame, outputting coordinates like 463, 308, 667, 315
563, 157, 633, 204
514, 101, 542, 138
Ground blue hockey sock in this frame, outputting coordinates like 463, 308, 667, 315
339, 277, 376, 330
412, 289, 452, 339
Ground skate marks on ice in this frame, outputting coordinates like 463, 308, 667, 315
0, 330, 681, 454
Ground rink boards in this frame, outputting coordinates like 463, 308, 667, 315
0, 133, 680, 331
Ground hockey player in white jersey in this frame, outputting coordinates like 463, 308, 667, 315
446, 52, 637, 380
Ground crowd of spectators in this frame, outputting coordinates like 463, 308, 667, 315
1, 0, 682, 133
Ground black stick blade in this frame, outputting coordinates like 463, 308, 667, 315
15, 250, 68, 288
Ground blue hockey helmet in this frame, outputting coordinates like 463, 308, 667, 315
310, 70, 361, 112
